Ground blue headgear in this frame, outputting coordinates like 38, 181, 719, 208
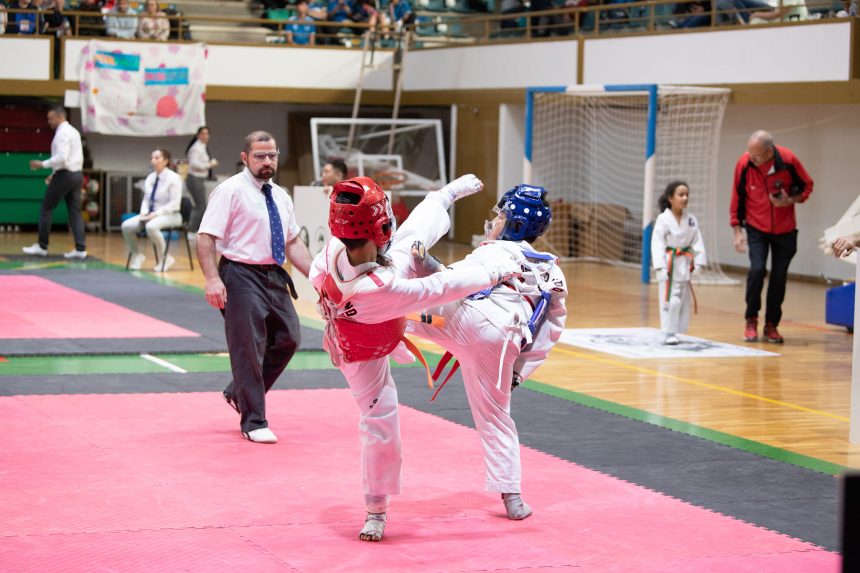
497, 184, 552, 241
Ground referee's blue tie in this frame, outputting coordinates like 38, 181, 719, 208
262, 183, 285, 265
147, 175, 159, 214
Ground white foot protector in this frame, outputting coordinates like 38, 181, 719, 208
440, 173, 483, 203
359, 513, 386, 542
502, 493, 532, 520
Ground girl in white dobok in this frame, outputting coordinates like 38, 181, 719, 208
651, 181, 707, 345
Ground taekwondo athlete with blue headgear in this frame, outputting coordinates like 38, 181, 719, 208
407, 184, 568, 521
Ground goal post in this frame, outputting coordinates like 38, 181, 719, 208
524, 84, 733, 285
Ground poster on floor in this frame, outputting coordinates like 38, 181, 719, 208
559, 327, 779, 359
78, 41, 207, 136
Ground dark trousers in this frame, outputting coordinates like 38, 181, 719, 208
186, 175, 206, 233
745, 226, 798, 326
39, 170, 86, 251
219, 258, 301, 434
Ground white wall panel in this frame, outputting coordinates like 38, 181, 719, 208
584, 23, 851, 85
0, 37, 52, 81
404, 41, 578, 91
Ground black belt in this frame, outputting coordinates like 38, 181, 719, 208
219, 257, 298, 300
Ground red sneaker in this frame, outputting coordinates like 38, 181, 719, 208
763, 322, 784, 343
744, 317, 758, 342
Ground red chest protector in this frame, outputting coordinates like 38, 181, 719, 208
320, 243, 406, 364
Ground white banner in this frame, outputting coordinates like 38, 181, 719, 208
78, 41, 207, 137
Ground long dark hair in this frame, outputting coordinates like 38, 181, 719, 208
185, 126, 209, 155
658, 180, 688, 213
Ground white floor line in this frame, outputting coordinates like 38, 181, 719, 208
140, 353, 188, 373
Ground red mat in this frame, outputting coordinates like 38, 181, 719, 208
0, 389, 838, 572
0, 276, 198, 339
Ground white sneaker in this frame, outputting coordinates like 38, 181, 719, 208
440, 173, 483, 202
243, 427, 277, 444
128, 253, 146, 270
63, 249, 87, 260
664, 334, 680, 346
154, 254, 175, 272
22, 243, 48, 256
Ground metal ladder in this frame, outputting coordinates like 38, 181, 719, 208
346, 25, 412, 154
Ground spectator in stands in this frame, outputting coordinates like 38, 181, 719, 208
530, 0, 560, 37
839, 0, 858, 16
388, 0, 412, 31
75, 0, 105, 36
286, 0, 316, 45
351, 0, 379, 33
671, 0, 714, 27
730, 130, 813, 344
307, 0, 334, 43
499, 0, 526, 31
106, 0, 137, 38
23, 106, 87, 260
185, 126, 218, 236
311, 159, 347, 189
720, 0, 780, 22
122, 149, 184, 272
11, 0, 38, 34
327, 0, 353, 28
308, 0, 327, 21
748, 0, 807, 22
41, 0, 71, 36
137, 0, 169, 40
1, 4, 8, 35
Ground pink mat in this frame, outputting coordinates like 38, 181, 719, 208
0, 389, 838, 572
0, 276, 198, 339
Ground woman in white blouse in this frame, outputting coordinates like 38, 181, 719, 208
137, 0, 170, 41
185, 126, 218, 234
122, 148, 183, 272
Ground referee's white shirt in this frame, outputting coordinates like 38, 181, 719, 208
41, 121, 84, 174
199, 168, 300, 265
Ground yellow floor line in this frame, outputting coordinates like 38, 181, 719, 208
553, 345, 850, 423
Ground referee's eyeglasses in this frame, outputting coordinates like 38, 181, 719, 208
251, 151, 280, 162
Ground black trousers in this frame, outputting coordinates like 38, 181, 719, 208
185, 175, 207, 233
219, 258, 301, 434
745, 226, 798, 326
38, 169, 86, 251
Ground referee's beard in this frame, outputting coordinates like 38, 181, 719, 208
250, 164, 275, 181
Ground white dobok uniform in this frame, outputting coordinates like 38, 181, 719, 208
650, 208, 707, 335
408, 238, 568, 494
309, 192, 507, 502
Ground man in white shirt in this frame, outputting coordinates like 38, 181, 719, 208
197, 131, 313, 444
23, 106, 87, 259
105, 0, 138, 39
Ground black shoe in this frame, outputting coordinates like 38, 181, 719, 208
222, 391, 239, 413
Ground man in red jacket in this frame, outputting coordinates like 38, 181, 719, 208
730, 130, 813, 343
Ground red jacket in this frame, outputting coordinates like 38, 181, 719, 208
729, 145, 813, 235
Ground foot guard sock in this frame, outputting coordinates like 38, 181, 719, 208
502, 493, 533, 520
359, 513, 387, 542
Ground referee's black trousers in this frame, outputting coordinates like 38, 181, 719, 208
220, 258, 301, 434
38, 169, 86, 251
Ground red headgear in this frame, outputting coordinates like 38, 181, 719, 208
329, 176, 395, 251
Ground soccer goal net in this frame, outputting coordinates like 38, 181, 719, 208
524, 85, 734, 284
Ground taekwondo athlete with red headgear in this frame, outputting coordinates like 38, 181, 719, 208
309, 174, 523, 542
